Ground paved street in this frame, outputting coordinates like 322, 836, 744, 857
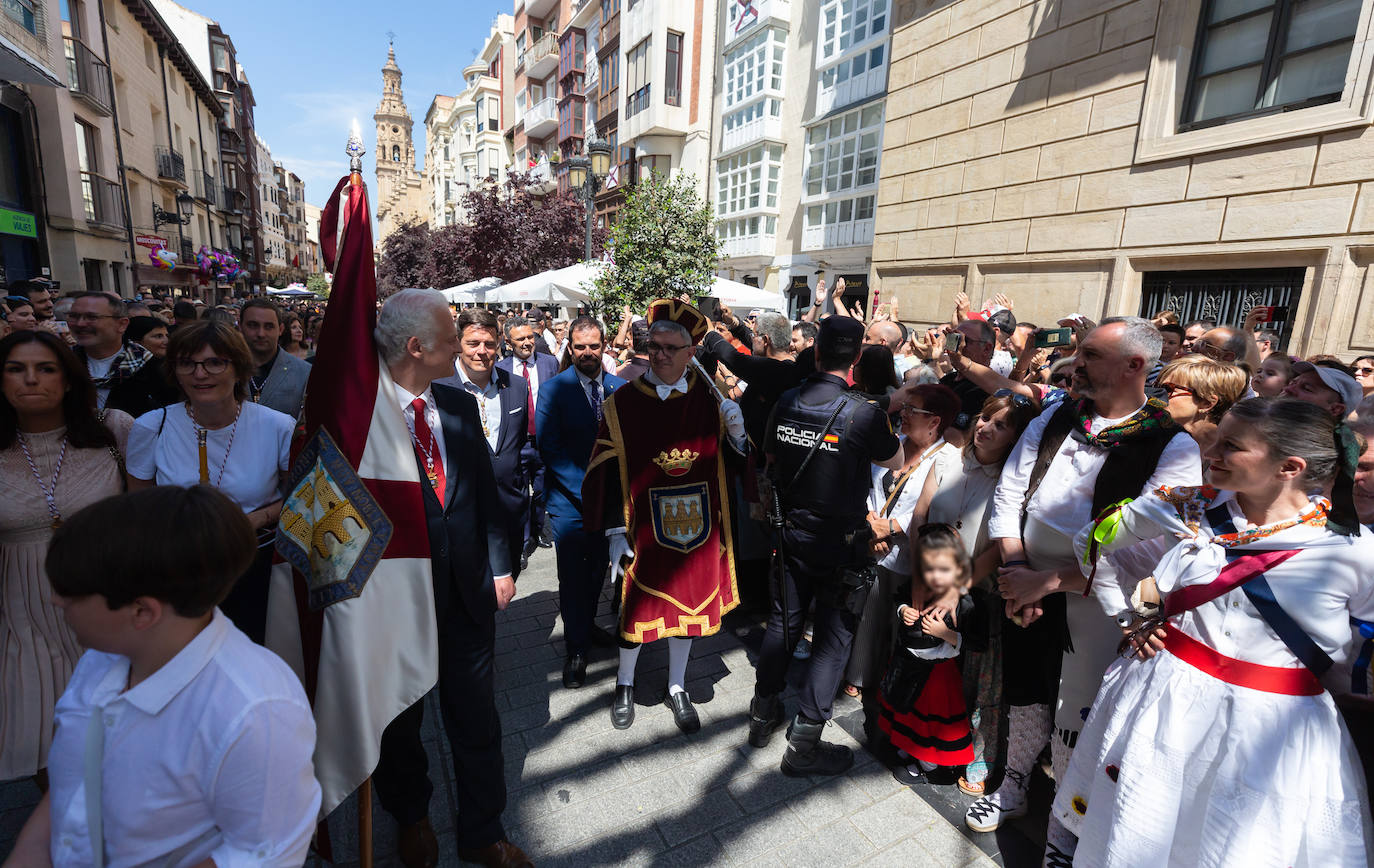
0, 545, 1017, 866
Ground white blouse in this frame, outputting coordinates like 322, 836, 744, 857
126, 402, 293, 512
869, 438, 957, 574
1074, 487, 1374, 671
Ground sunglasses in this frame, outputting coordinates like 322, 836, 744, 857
899, 405, 937, 417
1160, 382, 1199, 399
1354, 366, 1374, 376
992, 388, 1032, 408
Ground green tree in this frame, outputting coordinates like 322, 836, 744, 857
589, 172, 718, 318
305, 273, 330, 299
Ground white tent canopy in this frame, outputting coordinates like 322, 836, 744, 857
474, 261, 787, 311
440, 276, 503, 304
267, 285, 316, 297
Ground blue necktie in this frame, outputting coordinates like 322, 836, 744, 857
586, 378, 602, 422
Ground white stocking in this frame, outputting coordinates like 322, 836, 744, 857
990, 703, 1051, 807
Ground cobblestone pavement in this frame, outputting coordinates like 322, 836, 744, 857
0, 546, 1023, 866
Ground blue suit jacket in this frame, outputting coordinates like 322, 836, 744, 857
435, 366, 529, 576
535, 366, 625, 519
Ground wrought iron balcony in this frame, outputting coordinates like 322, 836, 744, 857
79, 172, 125, 231
155, 146, 186, 185
64, 37, 112, 116
199, 172, 217, 206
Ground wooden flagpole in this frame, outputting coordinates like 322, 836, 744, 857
358, 776, 373, 868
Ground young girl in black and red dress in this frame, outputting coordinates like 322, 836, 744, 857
877, 523, 975, 785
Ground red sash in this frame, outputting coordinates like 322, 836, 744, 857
1162, 549, 1301, 617
1163, 629, 1323, 696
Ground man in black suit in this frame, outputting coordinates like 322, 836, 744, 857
497, 316, 560, 557
439, 308, 528, 573
370, 290, 530, 868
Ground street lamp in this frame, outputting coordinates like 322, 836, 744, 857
567, 132, 612, 261
152, 190, 194, 228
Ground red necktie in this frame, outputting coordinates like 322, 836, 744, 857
523, 360, 536, 437
410, 396, 446, 504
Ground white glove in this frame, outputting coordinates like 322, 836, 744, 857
608, 530, 634, 582
720, 398, 747, 450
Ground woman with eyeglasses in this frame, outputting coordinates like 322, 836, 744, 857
903, 390, 1039, 794
843, 385, 962, 699
1352, 355, 1374, 398
0, 330, 132, 788
124, 321, 293, 644
1156, 356, 1249, 457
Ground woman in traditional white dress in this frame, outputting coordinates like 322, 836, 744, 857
1048, 397, 1374, 867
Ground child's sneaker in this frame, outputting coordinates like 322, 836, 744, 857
964, 768, 1028, 832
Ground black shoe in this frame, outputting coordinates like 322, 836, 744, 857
747, 693, 784, 748
538, 527, 554, 548
522, 536, 538, 559
891, 763, 926, 786
519, 552, 529, 572
562, 653, 586, 689
611, 685, 635, 729
589, 625, 618, 647
666, 690, 700, 734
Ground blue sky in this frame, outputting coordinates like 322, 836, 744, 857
197, 0, 512, 208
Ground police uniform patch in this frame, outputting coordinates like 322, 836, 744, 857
278, 428, 392, 610
649, 482, 711, 553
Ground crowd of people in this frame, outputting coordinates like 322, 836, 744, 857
0, 272, 1372, 868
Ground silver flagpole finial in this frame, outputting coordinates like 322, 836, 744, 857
347, 120, 366, 174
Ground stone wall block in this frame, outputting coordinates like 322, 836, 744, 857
1076, 161, 1191, 210
1121, 199, 1226, 246
1037, 126, 1138, 179
954, 219, 1032, 256
1220, 185, 1357, 241
1186, 138, 1319, 199
933, 122, 1006, 167
1003, 97, 1092, 150
993, 176, 1081, 221
963, 148, 1041, 192
1088, 83, 1145, 133
1026, 210, 1125, 252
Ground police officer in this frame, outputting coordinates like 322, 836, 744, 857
751, 315, 904, 776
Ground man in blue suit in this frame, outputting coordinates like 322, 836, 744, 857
536, 315, 625, 688
496, 316, 560, 561
439, 308, 529, 576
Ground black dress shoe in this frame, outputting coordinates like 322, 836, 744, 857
611, 684, 635, 729
562, 653, 586, 688
519, 552, 529, 572
538, 527, 554, 548
666, 690, 700, 734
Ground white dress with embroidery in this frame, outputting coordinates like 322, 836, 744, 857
1053, 487, 1374, 867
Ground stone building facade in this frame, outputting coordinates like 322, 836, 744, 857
872, 0, 1374, 358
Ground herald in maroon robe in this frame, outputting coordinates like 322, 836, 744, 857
582, 369, 740, 642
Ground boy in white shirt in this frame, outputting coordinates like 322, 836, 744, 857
4, 485, 321, 868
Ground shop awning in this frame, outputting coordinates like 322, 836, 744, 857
0, 38, 62, 88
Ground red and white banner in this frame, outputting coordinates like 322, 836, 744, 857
267, 169, 437, 816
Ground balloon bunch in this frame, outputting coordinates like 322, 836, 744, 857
196, 246, 244, 282
149, 246, 177, 271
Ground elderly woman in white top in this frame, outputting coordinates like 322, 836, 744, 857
1049, 397, 1374, 867
906, 389, 1040, 795
842, 384, 962, 699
